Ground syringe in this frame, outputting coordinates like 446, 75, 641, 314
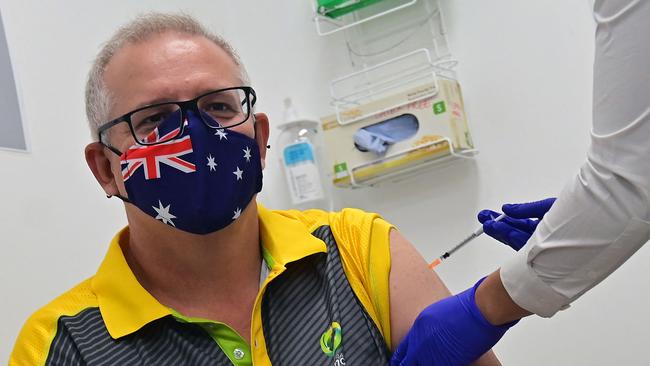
429, 213, 507, 269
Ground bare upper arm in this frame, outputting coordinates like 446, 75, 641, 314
388, 228, 451, 350
388, 229, 501, 365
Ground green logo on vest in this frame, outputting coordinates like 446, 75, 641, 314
320, 322, 342, 357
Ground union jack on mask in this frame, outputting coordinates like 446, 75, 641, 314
118, 110, 263, 234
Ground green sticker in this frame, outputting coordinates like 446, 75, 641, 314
433, 101, 446, 115
334, 162, 347, 173
320, 322, 343, 357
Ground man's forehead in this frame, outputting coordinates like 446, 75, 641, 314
103, 32, 242, 113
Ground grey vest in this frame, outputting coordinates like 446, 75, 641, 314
262, 225, 391, 365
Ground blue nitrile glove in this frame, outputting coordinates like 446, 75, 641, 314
391, 278, 518, 366
353, 114, 418, 155
353, 129, 397, 155
478, 197, 556, 251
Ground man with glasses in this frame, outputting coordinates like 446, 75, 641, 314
10, 13, 499, 366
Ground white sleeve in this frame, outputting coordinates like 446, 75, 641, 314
499, 0, 650, 317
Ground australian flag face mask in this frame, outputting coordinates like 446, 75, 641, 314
114, 110, 263, 234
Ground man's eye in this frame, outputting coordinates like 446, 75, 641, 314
139, 113, 168, 126
206, 103, 235, 113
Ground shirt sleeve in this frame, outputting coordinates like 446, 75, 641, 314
500, 0, 650, 317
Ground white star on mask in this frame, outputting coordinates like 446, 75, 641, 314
243, 146, 252, 162
233, 166, 244, 180
153, 200, 177, 227
214, 129, 228, 140
232, 207, 242, 220
206, 154, 217, 171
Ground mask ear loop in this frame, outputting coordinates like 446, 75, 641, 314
251, 114, 271, 150
101, 139, 130, 203
100, 139, 130, 203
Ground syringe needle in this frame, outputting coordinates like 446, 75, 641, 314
429, 213, 507, 269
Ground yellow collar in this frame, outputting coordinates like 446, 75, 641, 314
91, 227, 171, 339
257, 204, 327, 270
91, 204, 327, 339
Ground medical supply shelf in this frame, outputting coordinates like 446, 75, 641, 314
330, 48, 455, 126
314, 0, 475, 188
316, 0, 454, 124
340, 0, 450, 69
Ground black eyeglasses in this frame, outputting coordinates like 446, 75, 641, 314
98, 86, 257, 152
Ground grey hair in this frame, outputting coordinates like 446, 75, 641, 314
85, 12, 250, 141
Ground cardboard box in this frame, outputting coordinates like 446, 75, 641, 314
321, 77, 473, 187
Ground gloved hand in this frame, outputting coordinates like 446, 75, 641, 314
478, 197, 556, 251
391, 278, 518, 366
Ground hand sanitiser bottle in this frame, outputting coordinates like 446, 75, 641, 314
277, 98, 332, 210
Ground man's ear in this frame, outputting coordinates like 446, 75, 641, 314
253, 112, 270, 169
85, 142, 120, 196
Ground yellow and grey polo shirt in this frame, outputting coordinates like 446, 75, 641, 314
10, 205, 394, 365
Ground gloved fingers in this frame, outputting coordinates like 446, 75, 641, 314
482, 220, 510, 246
483, 221, 530, 251
506, 226, 531, 251
502, 217, 538, 234
479, 210, 538, 234
477, 209, 501, 224
502, 197, 557, 219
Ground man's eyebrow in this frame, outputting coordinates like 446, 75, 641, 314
133, 87, 234, 109
133, 97, 179, 109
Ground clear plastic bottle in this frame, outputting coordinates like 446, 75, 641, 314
276, 98, 332, 211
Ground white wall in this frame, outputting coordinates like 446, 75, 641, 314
0, 1, 647, 364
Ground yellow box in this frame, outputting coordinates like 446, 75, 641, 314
321, 78, 473, 187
